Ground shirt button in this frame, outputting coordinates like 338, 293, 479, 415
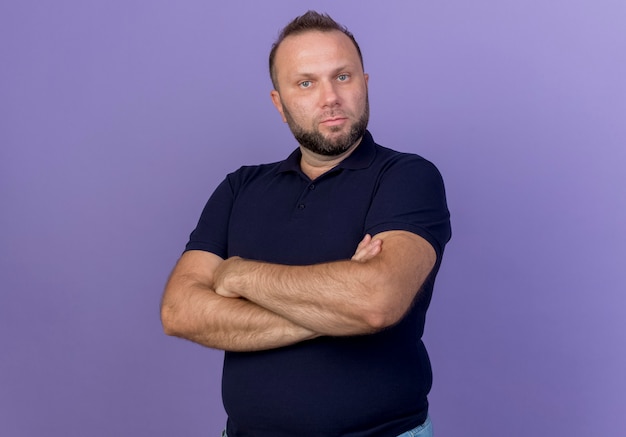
309, 184, 315, 190
298, 204, 306, 209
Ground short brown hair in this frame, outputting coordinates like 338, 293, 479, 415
269, 11, 364, 89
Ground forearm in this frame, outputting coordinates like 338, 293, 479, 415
161, 282, 318, 352
217, 258, 383, 336
214, 231, 435, 336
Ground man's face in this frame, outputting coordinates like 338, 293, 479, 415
270, 30, 369, 157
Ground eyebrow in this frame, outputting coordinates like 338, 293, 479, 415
292, 65, 354, 79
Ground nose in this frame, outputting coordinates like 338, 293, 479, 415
319, 80, 340, 108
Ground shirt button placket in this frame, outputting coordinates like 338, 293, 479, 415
297, 184, 315, 211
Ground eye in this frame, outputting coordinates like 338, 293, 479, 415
299, 80, 312, 89
337, 74, 350, 82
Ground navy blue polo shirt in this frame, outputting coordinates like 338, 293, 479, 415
186, 131, 451, 437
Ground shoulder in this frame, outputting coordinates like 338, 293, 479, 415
372, 143, 445, 183
225, 160, 286, 190
229, 160, 283, 178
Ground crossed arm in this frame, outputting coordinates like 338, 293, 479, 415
160, 231, 435, 351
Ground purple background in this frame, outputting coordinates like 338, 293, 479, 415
2, 1, 625, 436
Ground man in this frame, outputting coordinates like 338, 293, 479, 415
161, 10, 451, 437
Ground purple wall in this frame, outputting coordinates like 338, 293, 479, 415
2, 1, 625, 436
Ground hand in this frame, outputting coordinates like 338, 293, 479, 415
213, 256, 243, 298
351, 234, 382, 262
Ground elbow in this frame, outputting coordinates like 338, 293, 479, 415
360, 281, 412, 330
362, 308, 402, 331
160, 303, 180, 337
361, 295, 405, 331
362, 313, 387, 331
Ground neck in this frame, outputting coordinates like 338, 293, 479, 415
299, 137, 362, 180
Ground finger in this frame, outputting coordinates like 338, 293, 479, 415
352, 245, 379, 262
352, 237, 382, 262
352, 234, 372, 261
354, 234, 372, 253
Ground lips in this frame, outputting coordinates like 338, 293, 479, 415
320, 117, 347, 126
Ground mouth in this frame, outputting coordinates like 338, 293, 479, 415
320, 117, 348, 126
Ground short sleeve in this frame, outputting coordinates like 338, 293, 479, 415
364, 155, 451, 260
184, 176, 235, 258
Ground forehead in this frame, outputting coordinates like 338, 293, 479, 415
274, 30, 362, 76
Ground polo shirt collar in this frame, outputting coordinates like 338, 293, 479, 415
278, 130, 376, 174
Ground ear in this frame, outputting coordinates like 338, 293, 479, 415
364, 73, 369, 87
270, 90, 287, 123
